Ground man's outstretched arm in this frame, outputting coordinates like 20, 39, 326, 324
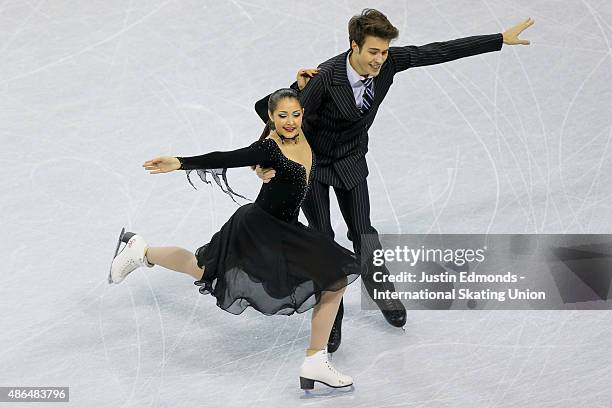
391, 18, 534, 73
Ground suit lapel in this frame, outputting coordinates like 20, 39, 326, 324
371, 63, 391, 108
331, 50, 362, 120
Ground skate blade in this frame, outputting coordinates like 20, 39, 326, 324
300, 377, 354, 391
301, 383, 355, 396
108, 227, 126, 284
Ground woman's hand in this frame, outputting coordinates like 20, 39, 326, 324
143, 156, 181, 174
296, 68, 320, 90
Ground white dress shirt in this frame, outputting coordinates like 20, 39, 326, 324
346, 51, 373, 110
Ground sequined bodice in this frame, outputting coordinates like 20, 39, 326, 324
254, 138, 314, 223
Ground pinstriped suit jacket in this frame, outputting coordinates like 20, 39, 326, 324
255, 33, 503, 190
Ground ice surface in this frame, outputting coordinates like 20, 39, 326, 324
1, 1, 612, 406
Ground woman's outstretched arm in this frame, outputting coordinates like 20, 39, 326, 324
143, 141, 269, 174
143, 141, 271, 203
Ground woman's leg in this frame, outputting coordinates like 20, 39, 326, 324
308, 286, 345, 354
145, 247, 204, 280
300, 285, 354, 389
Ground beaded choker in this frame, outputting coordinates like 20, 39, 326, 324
277, 131, 300, 145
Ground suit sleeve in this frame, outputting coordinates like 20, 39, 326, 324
254, 94, 270, 123
389, 33, 503, 74
298, 72, 324, 118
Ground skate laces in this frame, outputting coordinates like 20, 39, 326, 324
325, 360, 341, 376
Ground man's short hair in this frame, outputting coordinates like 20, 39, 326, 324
348, 8, 399, 49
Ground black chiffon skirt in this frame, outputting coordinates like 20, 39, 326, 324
193, 202, 361, 315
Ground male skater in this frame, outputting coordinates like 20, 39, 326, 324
254, 9, 533, 352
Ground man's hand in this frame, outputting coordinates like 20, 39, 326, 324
502, 18, 534, 45
296, 68, 320, 90
255, 165, 276, 183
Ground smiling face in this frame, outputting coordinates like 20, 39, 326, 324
350, 35, 390, 77
268, 97, 304, 139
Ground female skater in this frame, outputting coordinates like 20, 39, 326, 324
109, 88, 359, 390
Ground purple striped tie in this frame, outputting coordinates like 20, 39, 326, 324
361, 76, 374, 113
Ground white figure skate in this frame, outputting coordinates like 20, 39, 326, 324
108, 228, 154, 284
299, 348, 353, 390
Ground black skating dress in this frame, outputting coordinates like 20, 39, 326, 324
177, 137, 360, 315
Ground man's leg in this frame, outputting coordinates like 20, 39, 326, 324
302, 180, 333, 238
333, 179, 406, 328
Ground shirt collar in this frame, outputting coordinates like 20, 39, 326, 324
346, 51, 368, 88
